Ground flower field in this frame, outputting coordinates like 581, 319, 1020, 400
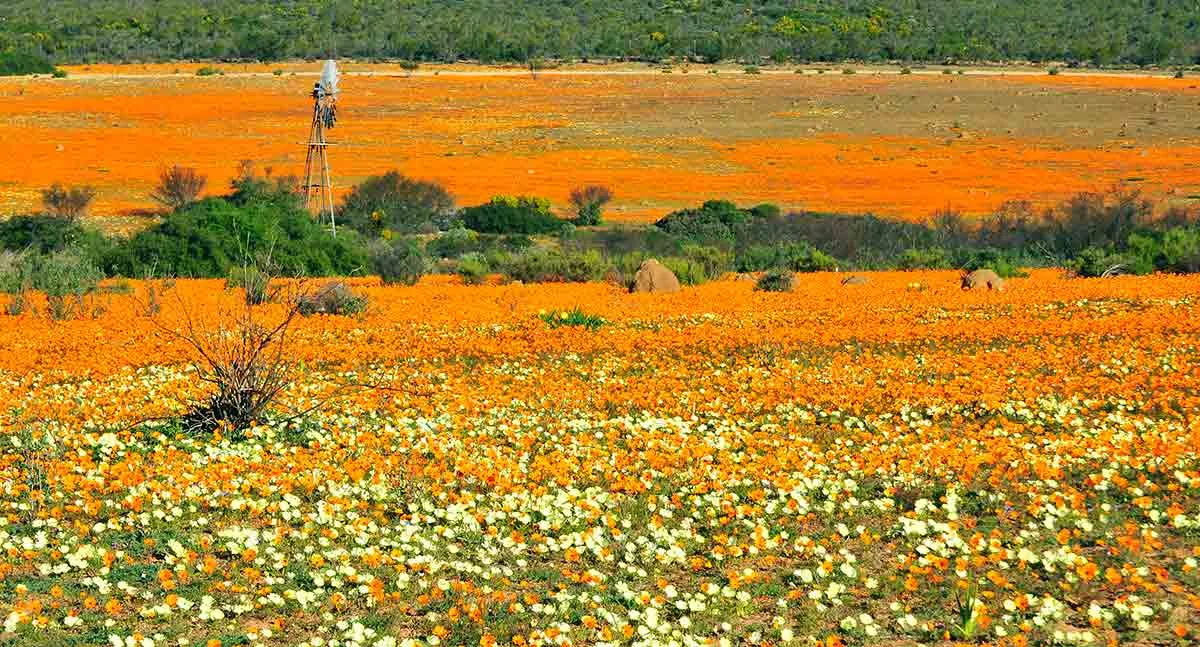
3, 64, 1200, 230
1, 271, 1198, 646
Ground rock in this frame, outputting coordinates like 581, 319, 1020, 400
841, 275, 869, 286
633, 259, 681, 294
735, 273, 757, 282
961, 269, 1004, 291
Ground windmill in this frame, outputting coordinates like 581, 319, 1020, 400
302, 60, 340, 235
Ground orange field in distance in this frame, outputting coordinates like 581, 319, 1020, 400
3, 62, 1200, 231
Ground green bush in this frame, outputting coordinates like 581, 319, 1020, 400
0, 249, 103, 319
539, 307, 606, 331
736, 243, 837, 273
1159, 227, 1200, 272
898, 247, 953, 270
105, 190, 367, 278
0, 214, 110, 258
499, 249, 609, 283
460, 196, 563, 234
196, 66, 223, 76
956, 248, 1028, 279
654, 200, 754, 246
426, 227, 480, 259
456, 253, 490, 285
338, 171, 455, 236
0, 51, 56, 76
1069, 246, 1137, 277
370, 238, 427, 285
755, 269, 795, 292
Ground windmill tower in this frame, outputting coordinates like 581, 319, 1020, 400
302, 60, 340, 235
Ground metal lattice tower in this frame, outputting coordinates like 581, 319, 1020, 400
302, 61, 339, 236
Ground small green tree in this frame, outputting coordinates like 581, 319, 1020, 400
370, 238, 427, 285
569, 185, 613, 226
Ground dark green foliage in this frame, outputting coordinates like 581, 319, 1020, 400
3, 2, 1193, 66
736, 242, 837, 273
957, 248, 1028, 279
755, 269, 794, 292
898, 247, 953, 270
0, 50, 55, 76
498, 249, 608, 283
297, 282, 368, 316
105, 190, 367, 278
338, 171, 456, 236
369, 238, 427, 285
1069, 246, 1138, 278
0, 214, 110, 260
654, 200, 754, 246
460, 196, 563, 235
540, 307, 606, 331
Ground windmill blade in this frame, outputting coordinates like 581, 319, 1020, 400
320, 60, 340, 95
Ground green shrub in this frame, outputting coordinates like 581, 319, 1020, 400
499, 249, 609, 283
0, 51, 56, 76
898, 247, 953, 270
426, 227, 480, 259
456, 253, 490, 285
338, 171, 455, 236
957, 248, 1028, 279
196, 66, 223, 77
744, 66, 761, 74
1, 249, 104, 319
655, 200, 754, 245
106, 189, 367, 278
1069, 246, 1137, 277
755, 269, 795, 292
539, 307, 606, 331
296, 282, 368, 316
735, 243, 837, 273
370, 238, 427, 285
51, 68, 68, 79
1158, 227, 1200, 273
460, 196, 563, 234
0, 214, 108, 257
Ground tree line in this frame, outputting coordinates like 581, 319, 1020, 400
3, 0, 1198, 67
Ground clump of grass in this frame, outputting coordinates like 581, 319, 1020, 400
539, 307, 606, 331
196, 66, 223, 77
1047, 66, 1061, 76
900, 66, 912, 75
842, 68, 856, 75
744, 66, 761, 75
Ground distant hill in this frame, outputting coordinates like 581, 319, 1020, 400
3, 1, 1197, 67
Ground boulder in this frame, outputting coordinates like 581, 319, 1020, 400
841, 275, 869, 286
961, 269, 1004, 291
633, 259, 681, 294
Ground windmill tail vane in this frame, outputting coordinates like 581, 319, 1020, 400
302, 59, 340, 236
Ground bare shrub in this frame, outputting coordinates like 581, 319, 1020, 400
41, 183, 96, 221
163, 285, 305, 436
151, 165, 207, 210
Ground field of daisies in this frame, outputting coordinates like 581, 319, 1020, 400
1, 270, 1198, 647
